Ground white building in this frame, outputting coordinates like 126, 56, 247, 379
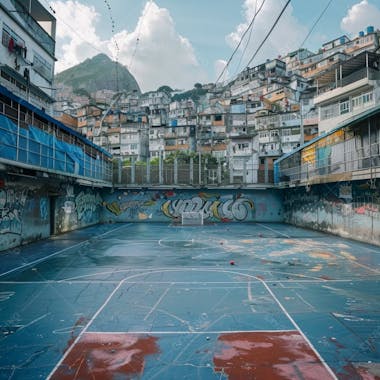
314, 52, 380, 135
0, 0, 56, 113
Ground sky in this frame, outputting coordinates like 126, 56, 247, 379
47, 0, 380, 92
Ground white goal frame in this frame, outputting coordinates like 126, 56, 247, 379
181, 211, 204, 226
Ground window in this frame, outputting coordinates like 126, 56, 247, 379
339, 99, 350, 114
214, 115, 222, 121
33, 52, 53, 82
2, 24, 25, 55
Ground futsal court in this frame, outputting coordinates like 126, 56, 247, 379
0, 222, 379, 379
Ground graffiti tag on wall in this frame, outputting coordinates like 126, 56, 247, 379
0, 188, 28, 235
161, 196, 254, 221
75, 192, 102, 221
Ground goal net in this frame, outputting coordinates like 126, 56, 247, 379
181, 211, 204, 226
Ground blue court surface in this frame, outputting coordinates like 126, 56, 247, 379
0, 222, 379, 379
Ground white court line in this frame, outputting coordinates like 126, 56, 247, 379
144, 284, 173, 321
0, 224, 131, 278
259, 278, 338, 380
256, 223, 291, 238
85, 329, 297, 335
46, 278, 126, 379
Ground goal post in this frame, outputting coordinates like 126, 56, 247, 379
181, 211, 204, 226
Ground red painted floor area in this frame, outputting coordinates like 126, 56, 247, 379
51, 333, 159, 380
213, 331, 334, 380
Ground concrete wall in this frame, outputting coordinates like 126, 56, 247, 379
101, 188, 283, 223
54, 184, 103, 234
284, 181, 380, 246
0, 183, 50, 251
0, 177, 103, 251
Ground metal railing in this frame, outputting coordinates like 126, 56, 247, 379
276, 142, 380, 185
114, 159, 274, 187
0, 100, 113, 183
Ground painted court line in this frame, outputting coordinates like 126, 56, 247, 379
0, 224, 131, 278
46, 277, 126, 379
256, 223, 291, 238
259, 278, 338, 380
85, 329, 297, 335
144, 284, 173, 321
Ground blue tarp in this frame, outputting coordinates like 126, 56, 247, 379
0, 113, 105, 178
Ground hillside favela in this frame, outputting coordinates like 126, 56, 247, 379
0, 0, 380, 379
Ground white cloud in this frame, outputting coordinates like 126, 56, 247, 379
51, 1, 109, 73
340, 0, 380, 36
224, 0, 307, 70
214, 59, 229, 82
52, 1, 207, 92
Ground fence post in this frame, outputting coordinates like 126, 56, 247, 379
159, 152, 163, 185
190, 158, 194, 185
118, 159, 122, 184
131, 156, 136, 184
147, 160, 150, 185
243, 160, 247, 184
174, 157, 178, 185
217, 158, 221, 185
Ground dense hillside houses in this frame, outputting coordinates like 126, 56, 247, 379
51, 24, 380, 185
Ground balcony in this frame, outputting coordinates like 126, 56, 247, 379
5, 0, 56, 56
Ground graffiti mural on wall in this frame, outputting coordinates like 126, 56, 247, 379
103, 190, 256, 222
161, 196, 254, 221
75, 191, 103, 222
57, 185, 103, 233
0, 188, 28, 235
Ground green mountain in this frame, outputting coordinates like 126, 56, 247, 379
55, 54, 141, 94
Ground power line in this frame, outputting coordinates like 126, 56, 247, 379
245, 0, 291, 68
39, 0, 106, 56
129, 0, 153, 71
299, 0, 333, 49
234, 0, 258, 75
216, 0, 267, 83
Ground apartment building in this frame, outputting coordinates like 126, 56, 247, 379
314, 51, 380, 135
0, 0, 56, 113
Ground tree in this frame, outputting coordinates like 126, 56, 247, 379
194, 83, 202, 89
157, 85, 174, 94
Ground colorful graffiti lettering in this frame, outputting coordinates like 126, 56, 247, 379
0, 188, 28, 235
161, 196, 254, 221
75, 192, 102, 221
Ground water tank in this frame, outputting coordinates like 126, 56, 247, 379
359, 31, 364, 37
367, 25, 374, 34
339, 36, 346, 44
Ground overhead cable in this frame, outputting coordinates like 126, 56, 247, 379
299, 0, 333, 49
216, 0, 267, 83
245, 0, 291, 68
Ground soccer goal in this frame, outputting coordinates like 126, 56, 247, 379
181, 211, 204, 226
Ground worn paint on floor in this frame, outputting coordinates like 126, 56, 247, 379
0, 222, 379, 379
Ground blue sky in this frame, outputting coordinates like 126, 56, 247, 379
48, 0, 380, 92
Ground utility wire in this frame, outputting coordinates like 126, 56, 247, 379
103, 0, 120, 92
129, 0, 153, 71
245, 0, 291, 68
234, 0, 258, 75
216, 0, 267, 83
299, 0, 333, 49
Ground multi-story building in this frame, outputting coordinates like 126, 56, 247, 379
0, 0, 56, 113
197, 103, 228, 160
314, 51, 380, 135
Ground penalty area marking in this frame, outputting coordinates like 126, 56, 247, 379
256, 223, 291, 238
